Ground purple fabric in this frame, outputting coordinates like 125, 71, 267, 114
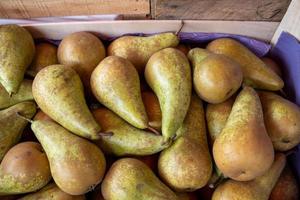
271, 32, 300, 180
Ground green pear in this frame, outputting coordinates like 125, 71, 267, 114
0, 79, 33, 109
0, 24, 35, 95
158, 95, 212, 191
92, 108, 169, 156
259, 91, 300, 151
0, 142, 51, 195
27, 43, 58, 77
269, 163, 299, 200
188, 48, 243, 103
58, 32, 106, 89
108, 33, 179, 73
212, 153, 286, 200
206, 96, 235, 145
213, 87, 274, 181
145, 48, 192, 141
101, 158, 179, 200
19, 183, 86, 200
31, 120, 106, 195
0, 101, 36, 161
207, 38, 284, 91
91, 56, 148, 129
32, 64, 102, 140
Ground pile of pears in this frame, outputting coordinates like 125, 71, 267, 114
0, 24, 299, 200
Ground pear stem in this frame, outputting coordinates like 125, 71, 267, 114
209, 174, 226, 189
175, 20, 185, 36
146, 126, 160, 135
16, 112, 33, 123
98, 131, 113, 137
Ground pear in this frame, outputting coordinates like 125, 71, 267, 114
262, 57, 282, 77
207, 38, 284, 91
145, 48, 192, 141
0, 142, 51, 195
176, 44, 191, 55
19, 183, 86, 200
34, 110, 53, 121
134, 154, 159, 172
92, 108, 169, 156
0, 79, 34, 109
212, 153, 286, 200
31, 120, 106, 195
206, 96, 235, 145
187, 48, 211, 70
0, 24, 35, 95
101, 158, 179, 200
269, 163, 299, 200
32, 64, 102, 140
90, 56, 148, 129
108, 32, 179, 73
0, 101, 36, 161
259, 91, 300, 151
188, 48, 243, 103
142, 91, 162, 132
27, 43, 58, 77
213, 87, 274, 181
158, 96, 212, 191
177, 192, 198, 200
58, 32, 106, 89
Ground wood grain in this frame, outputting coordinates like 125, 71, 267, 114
154, 0, 291, 21
272, 0, 300, 44
0, 0, 150, 19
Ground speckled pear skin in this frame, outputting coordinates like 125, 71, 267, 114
19, 183, 86, 200
108, 33, 179, 74
31, 120, 106, 196
92, 108, 169, 156
0, 79, 33, 109
187, 48, 211, 70
212, 153, 286, 200
207, 38, 284, 91
0, 24, 35, 95
158, 95, 212, 191
0, 142, 51, 195
259, 91, 300, 151
32, 65, 101, 140
145, 48, 192, 141
0, 101, 36, 161
101, 158, 179, 200
91, 56, 148, 129
27, 43, 58, 77
213, 87, 274, 181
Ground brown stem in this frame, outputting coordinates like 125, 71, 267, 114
98, 131, 113, 137
16, 112, 33, 123
146, 126, 160, 135
175, 20, 185, 36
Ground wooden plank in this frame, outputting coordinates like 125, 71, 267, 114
0, 0, 150, 19
23, 20, 279, 42
272, 0, 300, 44
154, 0, 291, 21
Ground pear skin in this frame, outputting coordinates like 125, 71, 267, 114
262, 57, 282, 77
177, 192, 198, 200
142, 91, 162, 132
158, 96, 212, 191
206, 96, 235, 146
259, 91, 300, 151
0, 25, 35, 95
101, 158, 179, 200
92, 108, 169, 156
91, 56, 148, 129
207, 38, 284, 91
145, 48, 192, 141
176, 44, 191, 55
58, 32, 106, 89
0, 101, 36, 161
32, 65, 102, 140
108, 32, 179, 73
187, 48, 212, 70
213, 87, 274, 181
0, 142, 51, 195
27, 43, 58, 77
0, 79, 33, 109
188, 48, 243, 103
269, 164, 299, 200
19, 183, 86, 200
34, 110, 53, 121
31, 120, 106, 195
212, 153, 286, 200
